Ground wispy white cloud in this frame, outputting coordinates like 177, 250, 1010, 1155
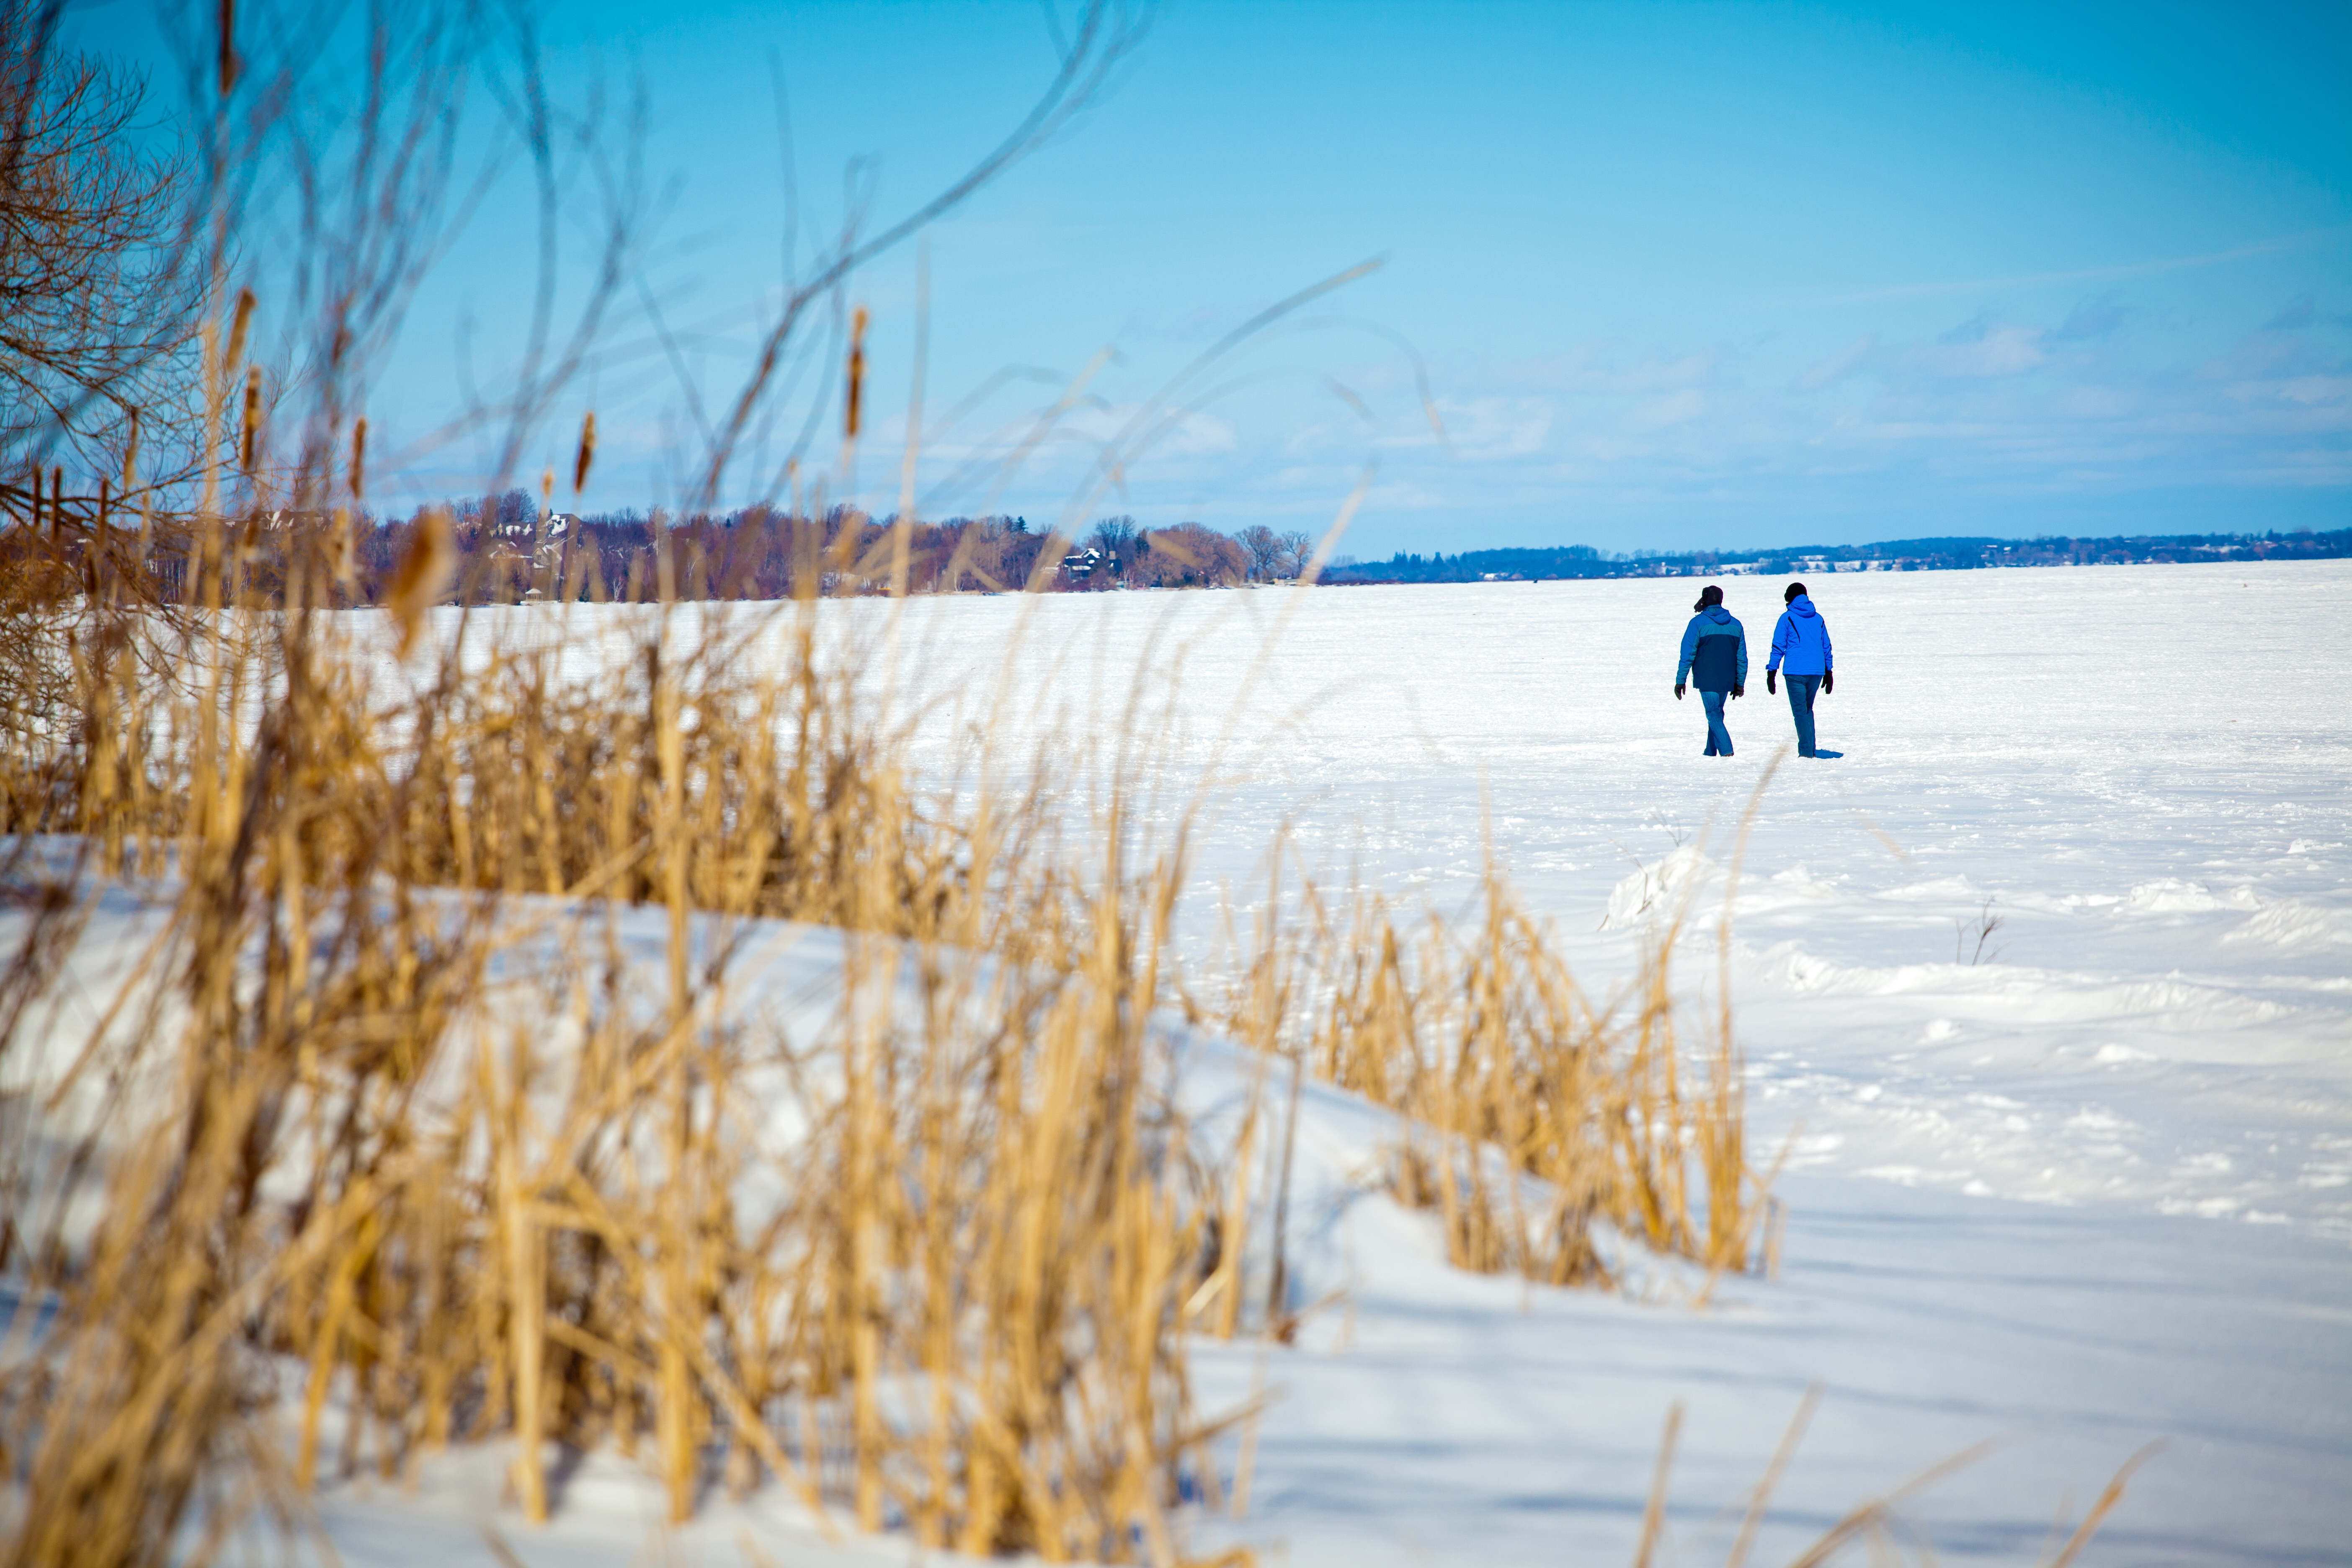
1410, 396, 1553, 459
1484, 345, 1727, 396
2272, 376, 2352, 408
1225, 294, 2352, 524
2052, 291, 2131, 342
1792, 335, 1875, 391
1913, 316, 2047, 378
568, 290, 2351, 534
1779, 228, 2344, 308
1625, 387, 1710, 431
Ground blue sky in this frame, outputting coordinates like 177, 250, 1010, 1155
87, 0, 2351, 552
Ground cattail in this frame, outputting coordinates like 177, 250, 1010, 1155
121, 409, 139, 493
387, 506, 454, 660
240, 366, 262, 473
225, 287, 256, 372
845, 306, 869, 440
572, 411, 595, 495
350, 417, 366, 498
217, 0, 239, 95
540, 467, 554, 511
50, 466, 62, 538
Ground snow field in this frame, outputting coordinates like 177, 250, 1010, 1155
814, 559, 2352, 1562
820, 560, 2352, 1241
429, 561, 2347, 1238
11, 560, 2342, 1565
29, 885, 2337, 1568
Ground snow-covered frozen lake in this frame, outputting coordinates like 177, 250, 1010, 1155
832, 559, 2352, 1564
28, 561, 2349, 1565
792, 558, 2349, 1238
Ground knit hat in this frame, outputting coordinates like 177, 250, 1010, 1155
1692, 583, 1723, 611
1784, 580, 1808, 603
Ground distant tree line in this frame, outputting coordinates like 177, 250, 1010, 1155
322, 496, 1325, 606
12, 477, 2343, 610
1325, 528, 2352, 584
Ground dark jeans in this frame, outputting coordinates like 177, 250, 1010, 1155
1701, 688, 1733, 756
1783, 673, 1821, 756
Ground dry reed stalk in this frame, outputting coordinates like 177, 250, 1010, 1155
2042, 1443, 2163, 1568
1725, 1384, 1820, 1568
1633, 1400, 1683, 1568
1695, 753, 1792, 1291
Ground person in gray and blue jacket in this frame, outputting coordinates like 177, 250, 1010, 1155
1674, 583, 1747, 757
1765, 581, 1835, 757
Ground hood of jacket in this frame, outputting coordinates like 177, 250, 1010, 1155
1699, 606, 1736, 625
1787, 595, 1818, 619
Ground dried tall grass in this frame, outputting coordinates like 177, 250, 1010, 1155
1636, 1392, 2162, 1568
0, 7, 1777, 1556
0, 480, 1787, 1564
1202, 818, 1778, 1302
0, 549, 1230, 1565
3, 0, 2176, 1554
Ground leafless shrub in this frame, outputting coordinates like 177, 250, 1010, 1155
1, 0, 203, 482
1955, 897, 2006, 966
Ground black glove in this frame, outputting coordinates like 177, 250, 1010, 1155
1766, 671, 1777, 696
1674, 683, 1685, 700
1822, 670, 1834, 695
1731, 684, 1744, 699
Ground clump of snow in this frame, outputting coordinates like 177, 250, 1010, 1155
2224, 897, 2352, 951
1599, 842, 1714, 930
2122, 878, 2260, 913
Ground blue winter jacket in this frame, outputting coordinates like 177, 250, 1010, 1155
1676, 607, 1748, 692
1767, 596, 1833, 676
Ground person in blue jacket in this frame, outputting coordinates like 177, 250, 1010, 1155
1765, 580, 1834, 757
1674, 583, 1747, 756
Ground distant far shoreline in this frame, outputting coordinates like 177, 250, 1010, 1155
1319, 528, 2351, 585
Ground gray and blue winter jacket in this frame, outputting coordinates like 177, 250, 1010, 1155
1676, 607, 1749, 692
1767, 596, 1833, 676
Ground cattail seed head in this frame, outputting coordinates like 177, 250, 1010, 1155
240, 367, 262, 473
121, 409, 139, 493
846, 307, 869, 440
387, 506, 455, 660
350, 417, 367, 498
225, 288, 256, 373
540, 467, 554, 511
217, 0, 240, 95
573, 411, 596, 495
